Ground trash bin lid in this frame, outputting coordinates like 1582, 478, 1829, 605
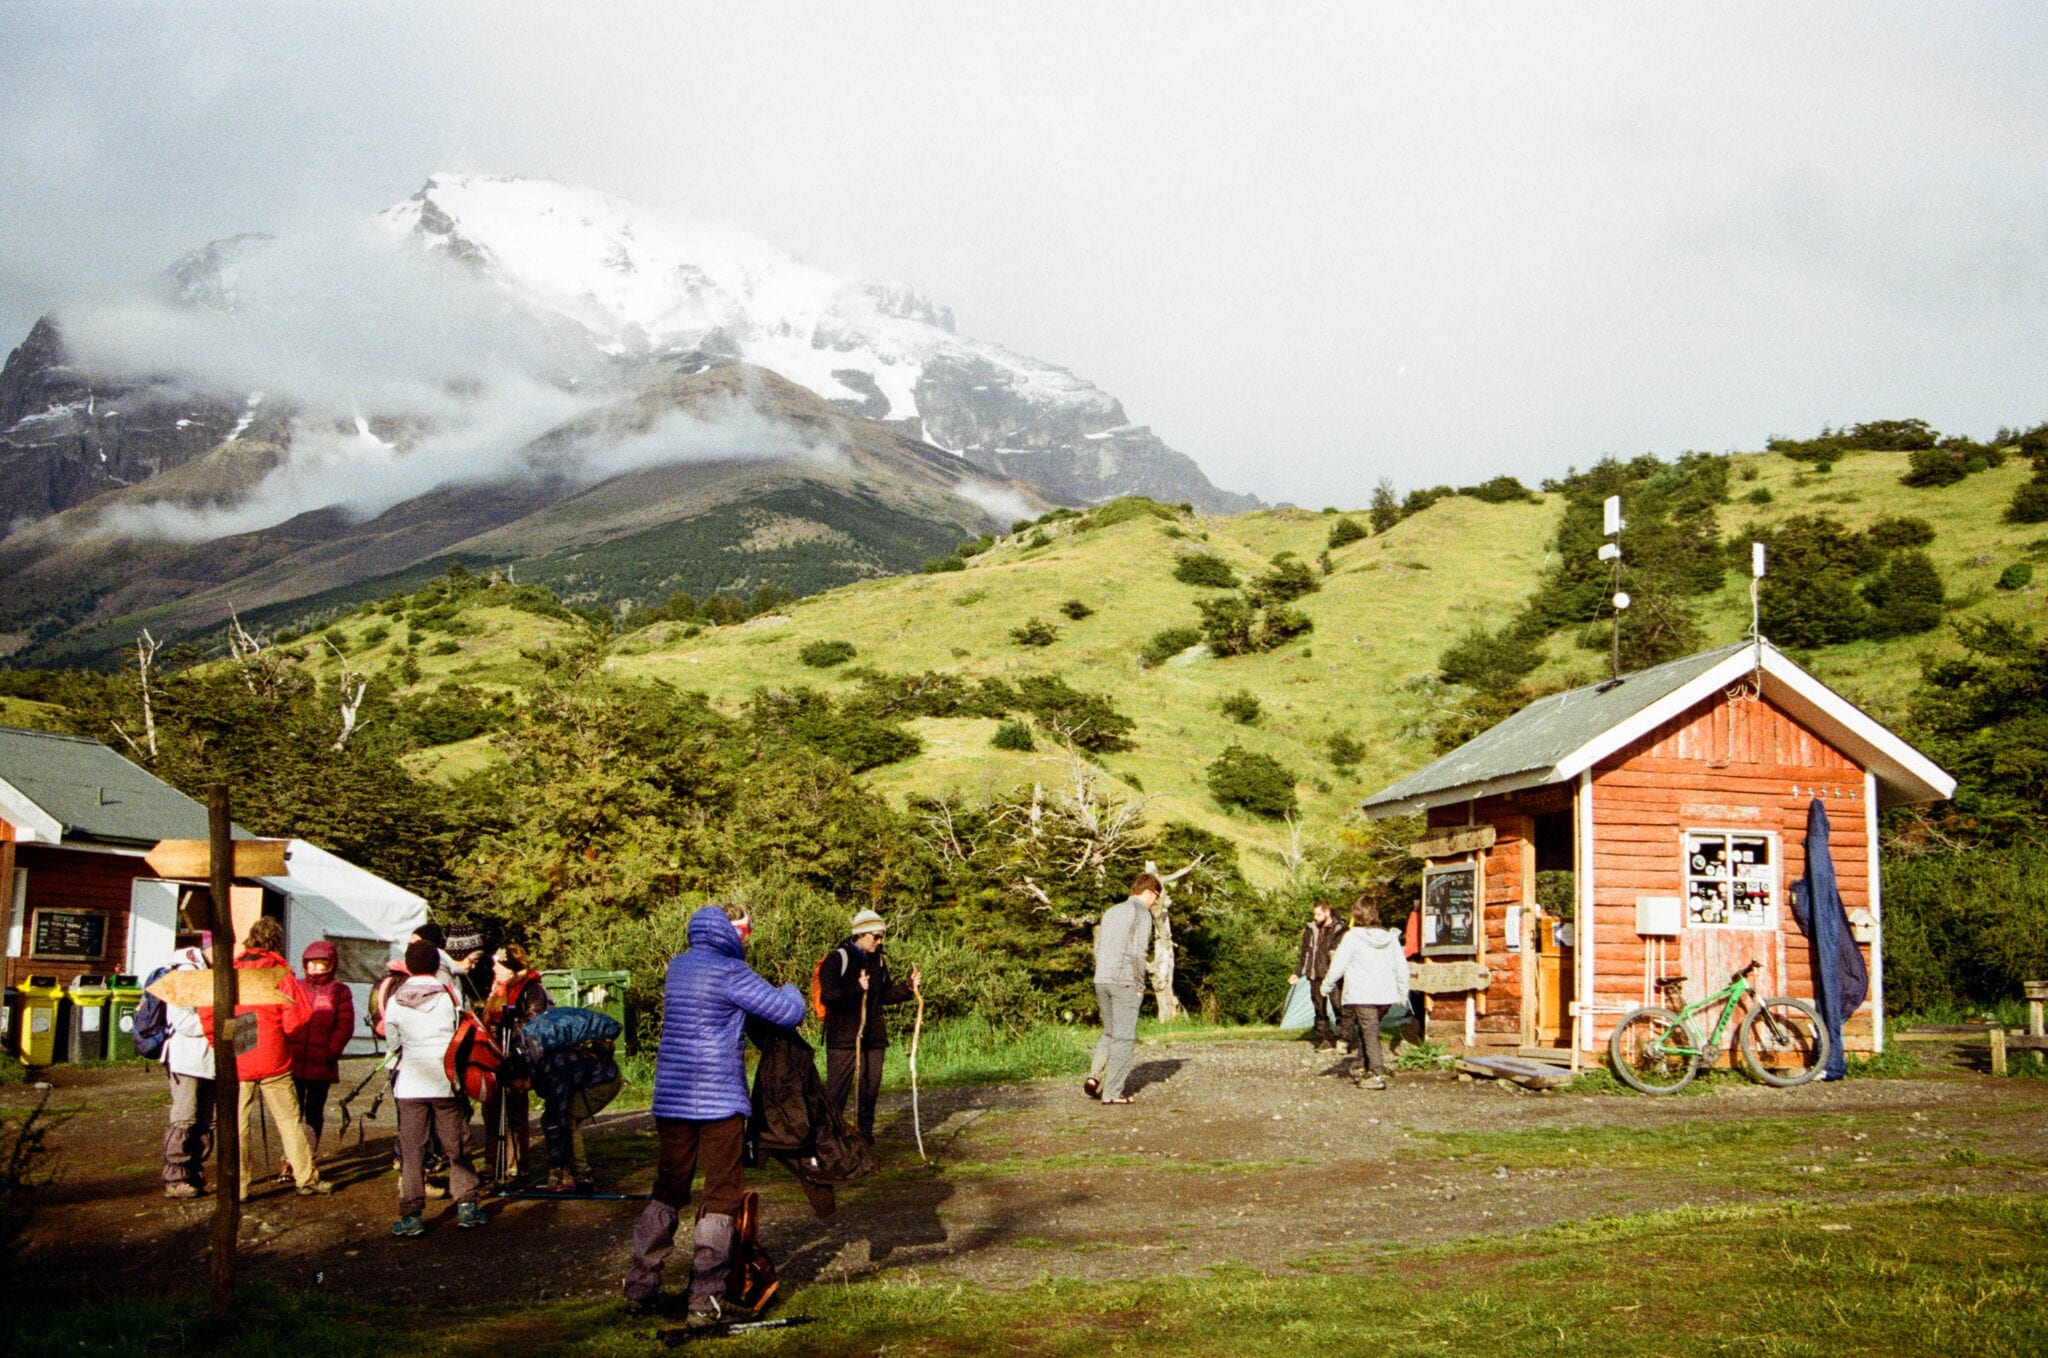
68, 975, 111, 996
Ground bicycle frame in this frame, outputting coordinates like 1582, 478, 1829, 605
1654, 971, 1755, 1059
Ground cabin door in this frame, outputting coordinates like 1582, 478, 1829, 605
1679, 928, 1778, 1060
1528, 915, 1574, 1045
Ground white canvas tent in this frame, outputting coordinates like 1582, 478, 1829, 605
261, 840, 426, 1056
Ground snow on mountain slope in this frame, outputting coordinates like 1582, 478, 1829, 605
375, 173, 1105, 427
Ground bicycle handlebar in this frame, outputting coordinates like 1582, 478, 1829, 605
1733, 960, 1761, 981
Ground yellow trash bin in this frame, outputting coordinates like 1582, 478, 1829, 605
16, 975, 67, 1067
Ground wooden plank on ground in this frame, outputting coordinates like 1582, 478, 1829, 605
1457, 1055, 1574, 1089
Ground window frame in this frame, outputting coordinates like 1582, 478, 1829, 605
1681, 827, 1780, 931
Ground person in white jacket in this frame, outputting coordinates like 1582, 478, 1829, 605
1320, 896, 1410, 1090
384, 940, 487, 1236
160, 944, 215, 1198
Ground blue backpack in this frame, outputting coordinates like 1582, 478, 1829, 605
132, 965, 176, 1060
519, 1005, 622, 1057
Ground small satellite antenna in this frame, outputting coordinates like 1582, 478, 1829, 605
1604, 494, 1628, 682
1750, 541, 1766, 651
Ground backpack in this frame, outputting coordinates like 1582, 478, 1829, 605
444, 1009, 504, 1104
132, 964, 176, 1060
726, 1190, 779, 1315
519, 1005, 622, 1057
808, 955, 831, 1021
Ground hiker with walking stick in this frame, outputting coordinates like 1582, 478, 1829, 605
816, 909, 919, 1144
481, 943, 552, 1186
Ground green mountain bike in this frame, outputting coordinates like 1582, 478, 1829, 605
1608, 960, 1829, 1094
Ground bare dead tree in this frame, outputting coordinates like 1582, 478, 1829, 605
134, 629, 160, 759
1143, 856, 1204, 1022
324, 637, 370, 751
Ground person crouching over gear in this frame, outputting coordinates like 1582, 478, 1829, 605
523, 1006, 624, 1195
624, 904, 806, 1325
482, 943, 552, 1185
1320, 895, 1410, 1091
1288, 900, 1348, 1051
818, 909, 920, 1143
385, 939, 488, 1235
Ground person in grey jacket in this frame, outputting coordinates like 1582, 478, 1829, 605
1083, 872, 1159, 1105
1321, 895, 1411, 1090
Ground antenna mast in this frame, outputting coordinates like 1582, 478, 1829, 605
1601, 494, 1628, 681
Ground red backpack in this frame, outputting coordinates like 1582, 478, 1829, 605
445, 1010, 504, 1103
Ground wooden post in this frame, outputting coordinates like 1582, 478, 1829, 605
206, 785, 241, 1316
1989, 1024, 2007, 1078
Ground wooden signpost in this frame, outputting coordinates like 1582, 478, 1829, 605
206, 792, 243, 1315
144, 838, 289, 882
146, 966, 291, 1009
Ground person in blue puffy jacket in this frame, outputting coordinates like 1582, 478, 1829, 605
623, 903, 805, 1323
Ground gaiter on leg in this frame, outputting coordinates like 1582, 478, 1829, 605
688, 1212, 736, 1311
623, 1199, 680, 1304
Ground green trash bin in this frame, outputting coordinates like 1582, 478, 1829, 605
106, 974, 144, 1061
16, 975, 66, 1067
67, 975, 112, 1062
539, 968, 630, 1028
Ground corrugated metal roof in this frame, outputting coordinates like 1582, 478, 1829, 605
1361, 641, 1754, 812
0, 724, 213, 845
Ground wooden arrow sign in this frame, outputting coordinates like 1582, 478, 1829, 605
145, 839, 289, 882
146, 966, 292, 1009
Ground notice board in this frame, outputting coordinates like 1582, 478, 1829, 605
31, 908, 109, 961
1420, 861, 1480, 958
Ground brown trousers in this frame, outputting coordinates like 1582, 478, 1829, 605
623, 1115, 748, 1306
397, 1097, 479, 1216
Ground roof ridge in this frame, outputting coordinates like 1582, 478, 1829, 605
0, 724, 103, 746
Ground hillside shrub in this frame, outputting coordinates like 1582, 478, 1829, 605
1745, 488, 1773, 505
362, 624, 390, 647
1173, 554, 1240, 588
1058, 599, 1095, 621
746, 686, 922, 773
922, 554, 967, 573
957, 535, 995, 558
1083, 497, 1180, 530
1207, 745, 1298, 819
1997, 563, 2034, 591
1860, 550, 1945, 637
406, 683, 502, 745
1011, 617, 1059, 647
1867, 515, 1936, 550
991, 719, 1035, 752
1260, 604, 1314, 646
1327, 517, 1368, 549
799, 639, 857, 668
1220, 690, 1261, 725
1013, 674, 1136, 752
1438, 623, 1544, 695
322, 628, 348, 652
1139, 626, 1203, 667
1195, 595, 1259, 656
1882, 845, 2048, 1011
1900, 448, 1968, 488
2007, 478, 2048, 524
1025, 531, 1052, 549
1466, 475, 1540, 504
429, 639, 461, 656
1369, 479, 1400, 533
1326, 731, 1366, 769
1249, 556, 1319, 605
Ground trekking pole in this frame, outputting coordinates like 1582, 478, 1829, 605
852, 980, 870, 1133
909, 987, 926, 1163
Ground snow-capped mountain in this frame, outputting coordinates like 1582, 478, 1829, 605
372, 174, 1255, 511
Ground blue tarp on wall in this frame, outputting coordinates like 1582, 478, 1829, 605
1790, 798, 1867, 1080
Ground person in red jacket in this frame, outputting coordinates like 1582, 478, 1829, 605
286, 939, 357, 1175
202, 916, 333, 1198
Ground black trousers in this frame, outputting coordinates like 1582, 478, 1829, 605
1308, 981, 1339, 1044
824, 1046, 885, 1139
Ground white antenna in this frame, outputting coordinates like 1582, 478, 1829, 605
1750, 541, 1766, 650
1603, 495, 1628, 681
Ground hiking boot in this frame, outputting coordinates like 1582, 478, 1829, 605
297, 1180, 335, 1196
1360, 1074, 1389, 1091
457, 1201, 490, 1229
685, 1298, 726, 1329
1335, 1040, 1353, 1055
164, 1183, 202, 1200
542, 1168, 575, 1195
391, 1213, 426, 1238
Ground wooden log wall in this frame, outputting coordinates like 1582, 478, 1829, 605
1423, 798, 1531, 1034
1586, 689, 1875, 1052
4, 845, 149, 990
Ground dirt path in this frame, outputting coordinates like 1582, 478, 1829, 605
9, 1038, 2047, 1306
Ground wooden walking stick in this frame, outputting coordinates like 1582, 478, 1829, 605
852, 979, 870, 1133
909, 985, 927, 1162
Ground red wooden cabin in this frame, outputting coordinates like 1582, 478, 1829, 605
1360, 641, 1953, 1060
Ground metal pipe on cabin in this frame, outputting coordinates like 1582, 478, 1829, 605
1865, 768, 1884, 1054
207, 783, 241, 1316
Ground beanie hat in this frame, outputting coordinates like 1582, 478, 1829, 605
850, 908, 886, 936
414, 921, 446, 949
405, 939, 440, 976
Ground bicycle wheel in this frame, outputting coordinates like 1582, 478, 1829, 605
1738, 996, 1829, 1087
1608, 1006, 1701, 1094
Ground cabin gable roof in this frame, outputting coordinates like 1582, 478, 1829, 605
1361, 640, 1955, 817
0, 725, 218, 847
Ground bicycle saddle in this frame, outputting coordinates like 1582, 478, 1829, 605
1655, 975, 1687, 989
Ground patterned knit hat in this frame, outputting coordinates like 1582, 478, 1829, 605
849, 908, 886, 936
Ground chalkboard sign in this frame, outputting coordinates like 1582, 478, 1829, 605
1421, 862, 1480, 958
31, 908, 109, 961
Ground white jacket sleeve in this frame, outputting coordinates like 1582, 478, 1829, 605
1320, 935, 1351, 996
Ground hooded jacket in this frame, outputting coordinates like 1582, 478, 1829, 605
1322, 927, 1411, 1007
199, 947, 313, 1082
1295, 916, 1347, 981
163, 946, 215, 1081
287, 940, 357, 1083
817, 938, 913, 1051
384, 974, 462, 1100
651, 908, 806, 1122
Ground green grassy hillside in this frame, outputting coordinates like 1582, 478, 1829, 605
280, 446, 2044, 886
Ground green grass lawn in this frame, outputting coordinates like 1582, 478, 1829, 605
25, 1194, 2047, 1356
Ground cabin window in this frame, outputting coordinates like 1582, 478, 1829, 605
1683, 830, 1776, 929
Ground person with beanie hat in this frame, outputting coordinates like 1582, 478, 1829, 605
385, 938, 487, 1235
816, 908, 919, 1142
284, 939, 356, 1176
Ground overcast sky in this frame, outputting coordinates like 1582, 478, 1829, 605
3, 3, 2045, 507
